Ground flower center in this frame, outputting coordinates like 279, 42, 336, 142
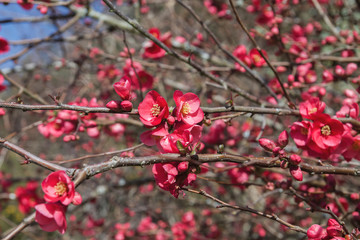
321, 125, 331, 136
151, 104, 161, 117
181, 102, 191, 115
54, 181, 67, 196
309, 107, 317, 114
300, 127, 308, 135
253, 54, 261, 63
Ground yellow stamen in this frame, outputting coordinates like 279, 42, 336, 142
321, 125, 331, 136
182, 102, 191, 115
54, 181, 67, 196
151, 104, 161, 117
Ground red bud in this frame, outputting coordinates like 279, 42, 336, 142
277, 130, 289, 148
289, 154, 302, 165
259, 138, 277, 152
290, 166, 303, 181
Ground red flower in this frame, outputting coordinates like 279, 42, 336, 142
249, 48, 267, 67
142, 28, 171, 59
35, 202, 67, 234
15, 181, 41, 214
113, 76, 131, 100
42, 171, 81, 206
311, 114, 344, 150
290, 121, 312, 147
307, 224, 327, 239
299, 97, 326, 120
173, 90, 204, 126
138, 91, 169, 127
0, 37, 10, 54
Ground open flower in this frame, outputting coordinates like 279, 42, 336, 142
35, 202, 67, 234
142, 28, 171, 59
173, 90, 204, 126
138, 91, 169, 127
42, 171, 81, 206
299, 97, 326, 120
311, 114, 344, 150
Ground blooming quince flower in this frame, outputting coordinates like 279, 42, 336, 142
35, 202, 67, 234
138, 91, 169, 127
42, 170, 82, 206
142, 28, 171, 59
311, 114, 344, 150
299, 97, 326, 120
173, 90, 204, 126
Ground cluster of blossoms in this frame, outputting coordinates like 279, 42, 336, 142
97, 60, 155, 91
114, 211, 220, 240
259, 130, 304, 181
35, 171, 82, 234
290, 97, 359, 160
138, 90, 204, 197
233, 45, 267, 72
203, 0, 231, 19
38, 97, 128, 141
307, 219, 352, 240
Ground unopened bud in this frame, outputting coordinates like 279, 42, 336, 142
277, 130, 289, 148
289, 154, 302, 165
106, 100, 122, 110
259, 138, 277, 152
120, 100, 133, 111
290, 166, 303, 181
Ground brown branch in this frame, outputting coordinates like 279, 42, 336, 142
1, 212, 36, 240
55, 143, 144, 164
0, 102, 138, 114
0, 137, 73, 173
79, 154, 360, 179
0, 71, 48, 105
182, 187, 307, 234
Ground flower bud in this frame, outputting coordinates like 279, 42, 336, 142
167, 116, 175, 125
280, 160, 288, 169
106, 100, 122, 110
346, 63, 357, 75
113, 76, 131, 100
307, 224, 326, 239
277, 130, 289, 148
178, 162, 189, 173
289, 154, 302, 165
120, 100, 133, 111
290, 166, 303, 181
335, 65, 345, 77
259, 138, 277, 152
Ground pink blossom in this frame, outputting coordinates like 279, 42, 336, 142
138, 91, 169, 127
173, 90, 204, 126
35, 202, 67, 234
311, 114, 344, 150
41, 170, 81, 206
142, 28, 171, 59
299, 97, 326, 120
15, 181, 41, 214
290, 121, 312, 147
